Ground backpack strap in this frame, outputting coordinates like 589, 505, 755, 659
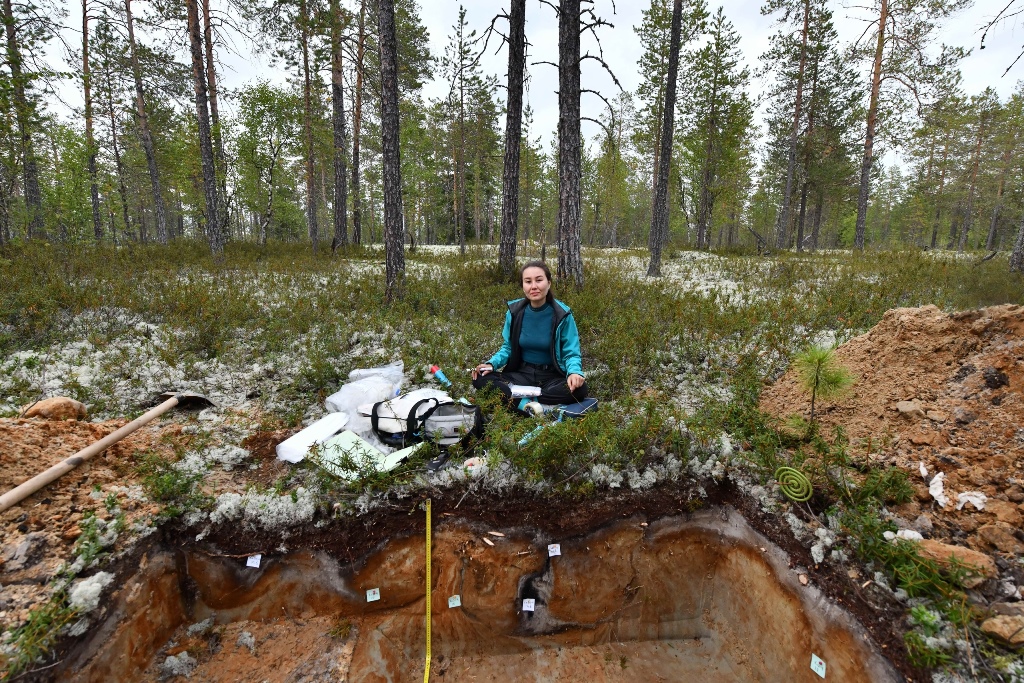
405, 398, 440, 442
370, 400, 386, 436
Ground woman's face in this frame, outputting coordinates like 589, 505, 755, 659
522, 267, 550, 306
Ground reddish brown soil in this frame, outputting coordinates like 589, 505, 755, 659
0, 417, 178, 631
761, 304, 1024, 556
162, 475, 923, 682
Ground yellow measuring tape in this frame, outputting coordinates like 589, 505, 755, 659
423, 498, 432, 683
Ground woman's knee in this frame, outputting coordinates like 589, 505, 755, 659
473, 374, 510, 396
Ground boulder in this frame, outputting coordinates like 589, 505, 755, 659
911, 515, 934, 536
22, 397, 87, 421
978, 524, 1024, 554
896, 400, 926, 420
987, 500, 1023, 526
991, 603, 1024, 619
916, 539, 997, 588
953, 407, 977, 425
981, 615, 1024, 647
0, 533, 48, 572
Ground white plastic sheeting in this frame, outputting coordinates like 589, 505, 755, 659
275, 412, 350, 463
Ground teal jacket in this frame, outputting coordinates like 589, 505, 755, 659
487, 298, 585, 377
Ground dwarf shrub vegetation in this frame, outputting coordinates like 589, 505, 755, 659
3, 242, 1022, 675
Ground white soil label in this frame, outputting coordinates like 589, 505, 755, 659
366, 588, 380, 602
810, 653, 826, 678
548, 544, 561, 557
522, 598, 535, 612
448, 595, 461, 608
246, 554, 261, 568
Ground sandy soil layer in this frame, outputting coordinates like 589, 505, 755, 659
761, 304, 1024, 558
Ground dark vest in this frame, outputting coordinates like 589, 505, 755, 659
505, 299, 570, 375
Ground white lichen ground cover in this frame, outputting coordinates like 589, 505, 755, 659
2, 246, 901, 678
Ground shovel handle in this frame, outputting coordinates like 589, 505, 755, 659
0, 395, 181, 514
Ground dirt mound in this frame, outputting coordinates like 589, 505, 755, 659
0, 417, 175, 630
761, 304, 1024, 557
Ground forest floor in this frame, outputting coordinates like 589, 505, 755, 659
0, 243, 1023, 682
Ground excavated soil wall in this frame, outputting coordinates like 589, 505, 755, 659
55, 507, 899, 682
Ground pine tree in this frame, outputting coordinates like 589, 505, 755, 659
330, 0, 348, 251
499, 0, 526, 278
679, 7, 752, 251
186, 0, 221, 254
851, 0, 969, 250
646, 0, 685, 277
124, 0, 168, 243
378, 0, 405, 300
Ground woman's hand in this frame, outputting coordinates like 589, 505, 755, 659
567, 373, 584, 393
472, 363, 493, 380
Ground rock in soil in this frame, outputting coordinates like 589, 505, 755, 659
981, 615, 1024, 647
911, 540, 997, 589
21, 396, 88, 421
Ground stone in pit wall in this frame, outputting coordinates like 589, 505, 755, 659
916, 540, 997, 588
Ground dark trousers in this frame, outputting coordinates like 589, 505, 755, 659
473, 362, 589, 414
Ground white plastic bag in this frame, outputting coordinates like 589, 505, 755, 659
348, 360, 404, 383
325, 361, 405, 415
276, 412, 350, 463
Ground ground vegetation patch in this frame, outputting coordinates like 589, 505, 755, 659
1, 243, 1023, 681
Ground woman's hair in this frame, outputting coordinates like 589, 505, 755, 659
520, 260, 555, 305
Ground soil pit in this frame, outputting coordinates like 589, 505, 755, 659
54, 507, 897, 682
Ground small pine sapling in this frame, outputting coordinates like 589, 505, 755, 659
794, 344, 854, 424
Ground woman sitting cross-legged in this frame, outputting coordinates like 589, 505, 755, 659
472, 260, 588, 416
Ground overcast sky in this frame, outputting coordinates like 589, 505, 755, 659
53, 0, 1024, 151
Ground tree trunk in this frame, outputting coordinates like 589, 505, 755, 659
351, 0, 366, 245
201, 0, 228, 240
299, 0, 318, 253
810, 190, 824, 251
776, 0, 810, 250
186, 0, 222, 254
103, 76, 133, 243
796, 181, 809, 251
1011, 215, 1024, 272
3, 0, 43, 238
647, 0, 683, 277
958, 114, 987, 252
331, 0, 349, 250
947, 204, 960, 249
498, 1, 526, 277
82, 0, 102, 241
473, 140, 482, 242
456, 33, 467, 256
125, 0, 167, 243
695, 92, 718, 250
987, 158, 1010, 251
378, 0, 405, 300
557, 0, 583, 287
0, 154, 9, 245
854, 0, 888, 250
930, 133, 950, 248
